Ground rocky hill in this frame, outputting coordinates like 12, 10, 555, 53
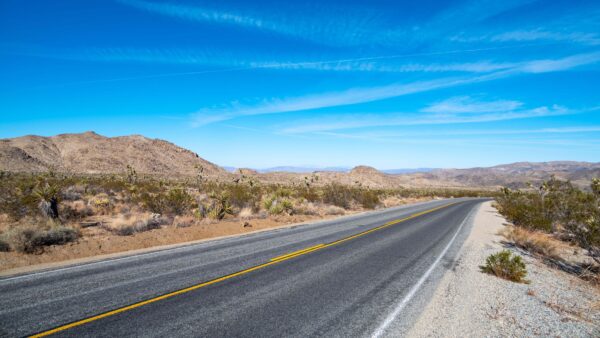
0, 131, 226, 177
2, 132, 598, 189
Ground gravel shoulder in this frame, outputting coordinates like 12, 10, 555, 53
407, 201, 600, 337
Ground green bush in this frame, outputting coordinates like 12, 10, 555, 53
495, 177, 600, 264
138, 187, 194, 215
481, 250, 528, 283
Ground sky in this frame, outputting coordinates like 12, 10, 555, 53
1, 0, 600, 169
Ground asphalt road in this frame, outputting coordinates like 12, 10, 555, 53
0, 198, 486, 337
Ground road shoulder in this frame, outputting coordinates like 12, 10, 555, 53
407, 201, 600, 337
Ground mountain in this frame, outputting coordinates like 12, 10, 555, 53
422, 162, 600, 189
2, 132, 598, 189
255, 166, 350, 173
0, 131, 226, 177
382, 168, 436, 174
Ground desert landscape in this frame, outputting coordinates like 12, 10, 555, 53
2, 0, 600, 336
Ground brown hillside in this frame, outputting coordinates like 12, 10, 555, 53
0, 131, 226, 177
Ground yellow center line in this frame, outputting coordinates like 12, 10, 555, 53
30, 202, 457, 338
270, 244, 325, 262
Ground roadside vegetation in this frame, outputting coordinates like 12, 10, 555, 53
494, 177, 600, 284
0, 170, 490, 255
481, 249, 529, 283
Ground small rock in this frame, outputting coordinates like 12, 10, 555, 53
243, 221, 252, 228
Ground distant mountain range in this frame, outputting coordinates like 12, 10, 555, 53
223, 166, 436, 174
2, 132, 599, 189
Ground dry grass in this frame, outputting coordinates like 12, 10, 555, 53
238, 207, 253, 220
105, 212, 170, 236
322, 205, 346, 216
2, 224, 79, 253
173, 215, 195, 228
500, 226, 561, 260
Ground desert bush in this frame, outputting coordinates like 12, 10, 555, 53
8, 226, 79, 253
481, 250, 528, 283
323, 205, 346, 215
321, 183, 353, 209
110, 213, 169, 236
165, 188, 194, 215
262, 194, 294, 215
173, 215, 195, 228
354, 189, 381, 209
60, 200, 94, 221
138, 187, 194, 216
0, 238, 10, 252
239, 207, 253, 219
495, 177, 600, 264
225, 183, 261, 210
297, 187, 320, 203
207, 192, 234, 220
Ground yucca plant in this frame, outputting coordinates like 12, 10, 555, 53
207, 191, 233, 220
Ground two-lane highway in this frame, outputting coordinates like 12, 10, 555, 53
0, 198, 486, 337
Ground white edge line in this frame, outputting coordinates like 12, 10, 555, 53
371, 203, 479, 338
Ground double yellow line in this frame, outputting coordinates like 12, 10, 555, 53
31, 202, 455, 337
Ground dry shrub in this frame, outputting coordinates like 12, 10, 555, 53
60, 200, 93, 221
294, 202, 320, 216
173, 215, 195, 228
501, 226, 560, 259
90, 193, 112, 214
481, 250, 529, 283
0, 238, 10, 252
108, 213, 170, 236
238, 207, 253, 219
6, 225, 79, 253
323, 205, 345, 216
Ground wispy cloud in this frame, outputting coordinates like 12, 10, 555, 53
191, 76, 473, 126
422, 96, 523, 114
40, 46, 520, 74
311, 126, 600, 141
491, 30, 600, 46
280, 105, 571, 134
116, 0, 379, 46
191, 51, 600, 126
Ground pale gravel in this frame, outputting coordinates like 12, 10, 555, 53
407, 201, 600, 338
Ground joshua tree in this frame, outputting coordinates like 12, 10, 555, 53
34, 182, 60, 219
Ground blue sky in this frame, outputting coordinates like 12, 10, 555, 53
1, 0, 600, 169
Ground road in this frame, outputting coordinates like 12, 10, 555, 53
0, 198, 486, 337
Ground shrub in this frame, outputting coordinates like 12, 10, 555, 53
495, 178, 600, 264
173, 215, 195, 228
354, 189, 381, 209
207, 192, 234, 220
323, 205, 345, 215
9, 226, 79, 253
165, 188, 194, 215
481, 250, 528, 283
262, 194, 294, 215
322, 183, 353, 209
0, 238, 10, 252
138, 187, 194, 216
110, 213, 170, 236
